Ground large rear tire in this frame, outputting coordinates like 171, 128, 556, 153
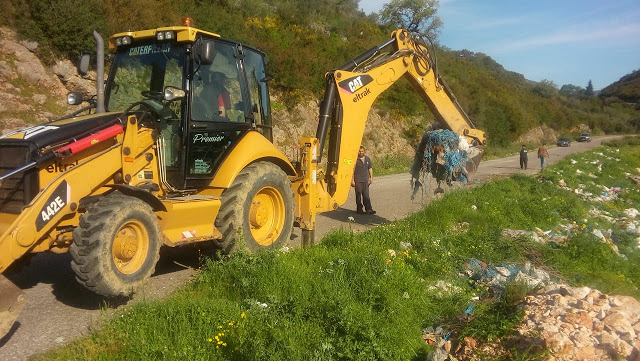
214, 162, 294, 254
70, 193, 161, 297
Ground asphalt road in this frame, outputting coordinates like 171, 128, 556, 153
0, 136, 621, 360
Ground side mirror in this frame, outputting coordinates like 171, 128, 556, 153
164, 86, 186, 101
67, 92, 84, 105
196, 41, 216, 65
78, 54, 90, 76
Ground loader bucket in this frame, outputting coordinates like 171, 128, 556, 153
0, 274, 26, 339
465, 146, 484, 175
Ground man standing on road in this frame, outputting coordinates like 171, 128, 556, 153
537, 143, 549, 168
520, 145, 528, 170
351, 146, 376, 215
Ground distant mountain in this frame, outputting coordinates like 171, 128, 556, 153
599, 69, 640, 103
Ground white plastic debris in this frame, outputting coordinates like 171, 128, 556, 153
625, 208, 639, 218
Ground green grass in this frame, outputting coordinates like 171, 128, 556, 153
37, 144, 640, 361
374, 153, 413, 176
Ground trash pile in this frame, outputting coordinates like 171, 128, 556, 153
411, 129, 481, 196
423, 259, 553, 361
423, 259, 640, 360
463, 258, 550, 292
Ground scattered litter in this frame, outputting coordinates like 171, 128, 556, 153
464, 258, 549, 292
625, 208, 639, 218
428, 280, 464, 297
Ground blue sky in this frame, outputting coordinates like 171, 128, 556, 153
359, 0, 640, 90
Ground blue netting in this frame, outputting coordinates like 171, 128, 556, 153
411, 129, 470, 183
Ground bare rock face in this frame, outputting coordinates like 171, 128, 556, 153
518, 284, 640, 361
0, 27, 91, 134
271, 96, 414, 162
52, 59, 96, 96
0, 28, 67, 97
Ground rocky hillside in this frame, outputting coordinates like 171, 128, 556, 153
0, 26, 414, 162
0, 28, 96, 132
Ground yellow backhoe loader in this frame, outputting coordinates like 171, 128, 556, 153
0, 19, 485, 338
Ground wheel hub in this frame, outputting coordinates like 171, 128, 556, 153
112, 220, 149, 274
249, 186, 285, 246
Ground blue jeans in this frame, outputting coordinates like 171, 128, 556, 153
540, 157, 546, 168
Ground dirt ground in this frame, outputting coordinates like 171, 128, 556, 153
0, 136, 621, 360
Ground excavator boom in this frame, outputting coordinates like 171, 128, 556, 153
294, 29, 486, 233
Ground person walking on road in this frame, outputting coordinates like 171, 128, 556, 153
537, 143, 549, 168
520, 145, 528, 170
351, 146, 376, 215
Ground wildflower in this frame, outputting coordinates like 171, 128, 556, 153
387, 249, 396, 257
385, 259, 392, 264
241, 312, 246, 319
208, 338, 213, 342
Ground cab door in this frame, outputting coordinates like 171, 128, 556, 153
186, 39, 252, 189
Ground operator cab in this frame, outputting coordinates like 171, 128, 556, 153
105, 21, 272, 191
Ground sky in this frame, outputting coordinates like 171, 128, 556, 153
359, 0, 640, 90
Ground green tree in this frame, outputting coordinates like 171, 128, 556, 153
585, 79, 594, 96
559, 84, 585, 97
533, 79, 558, 98
379, 0, 442, 41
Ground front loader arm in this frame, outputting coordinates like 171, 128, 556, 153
0, 144, 123, 271
0, 115, 155, 272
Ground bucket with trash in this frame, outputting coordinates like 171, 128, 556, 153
411, 129, 483, 198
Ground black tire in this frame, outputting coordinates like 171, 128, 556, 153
214, 162, 294, 254
70, 193, 161, 297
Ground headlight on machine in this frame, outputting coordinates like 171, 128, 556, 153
156, 31, 175, 41
115, 36, 132, 46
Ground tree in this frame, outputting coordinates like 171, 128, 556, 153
379, 0, 442, 42
585, 79, 594, 96
559, 84, 585, 97
533, 79, 558, 98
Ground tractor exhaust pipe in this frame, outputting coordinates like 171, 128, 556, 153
93, 30, 105, 113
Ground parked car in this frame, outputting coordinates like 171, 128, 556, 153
578, 133, 592, 142
557, 137, 571, 147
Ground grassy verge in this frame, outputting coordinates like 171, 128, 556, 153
374, 153, 413, 176
38, 143, 640, 361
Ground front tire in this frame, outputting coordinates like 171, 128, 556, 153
70, 193, 161, 297
215, 162, 294, 254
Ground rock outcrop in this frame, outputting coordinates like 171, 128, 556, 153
517, 284, 640, 361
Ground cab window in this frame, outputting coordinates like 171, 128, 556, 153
192, 41, 245, 122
